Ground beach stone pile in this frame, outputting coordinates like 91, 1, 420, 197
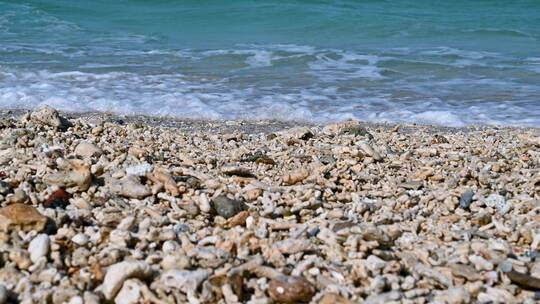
0, 106, 539, 303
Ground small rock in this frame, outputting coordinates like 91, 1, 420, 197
101, 261, 152, 300
108, 175, 151, 199
244, 188, 263, 201
43, 159, 92, 191
0, 284, 7, 304
84, 292, 102, 304
29, 106, 71, 130
483, 194, 511, 215
469, 255, 494, 271
319, 293, 352, 304
285, 127, 314, 142
75, 141, 103, 159
125, 163, 153, 177
268, 275, 315, 303
433, 287, 470, 304
505, 270, 540, 291
157, 269, 211, 295
221, 166, 256, 178
224, 210, 250, 228
211, 194, 247, 219
241, 152, 276, 166
398, 180, 423, 190
341, 124, 373, 139
28, 234, 50, 263
364, 291, 402, 304
319, 155, 336, 165
0, 181, 11, 195
366, 255, 387, 273
477, 287, 514, 303
149, 170, 179, 196
72, 233, 89, 246
44, 188, 70, 209
283, 169, 310, 185
358, 141, 382, 161
128, 146, 147, 158
70, 197, 92, 209
459, 189, 474, 209
0, 203, 48, 232
6, 189, 28, 204
67, 296, 83, 304
115, 279, 143, 304
432, 134, 450, 144
273, 239, 314, 255
449, 263, 482, 281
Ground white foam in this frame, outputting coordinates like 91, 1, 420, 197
308, 52, 385, 81
1, 43, 540, 127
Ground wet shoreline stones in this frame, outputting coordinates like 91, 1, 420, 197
0, 106, 539, 303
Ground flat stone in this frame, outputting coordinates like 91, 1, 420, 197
449, 263, 482, 281
108, 175, 151, 199
398, 180, 423, 190
221, 166, 256, 178
506, 270, 540, 291
75, 141, 103, 159
0, 203, 48, 232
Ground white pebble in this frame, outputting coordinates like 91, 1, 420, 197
115, 279, 142, 304
28, 234, 50, 263
101, 261, 152, 300
71, 233, 89, 246
125, 163, 153, 176
67, 296, 83, 304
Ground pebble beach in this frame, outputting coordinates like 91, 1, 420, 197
0, 106, 539, 303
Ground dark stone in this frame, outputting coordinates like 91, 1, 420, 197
0, 181, 12, 195
307, 226, 320, 237
241, 151, 264, 162
319, 155, 336, 165
432, 134, 449, 144
241, 151, 276, 166
506, 270, 540, 291
211, 194, 247, 219
174, 175, 201, 189
174, 223, 190, 234
459, 189, 474, 209
332, 221, 356, 232
44, 188, 70, 209
268, 275, 315, 303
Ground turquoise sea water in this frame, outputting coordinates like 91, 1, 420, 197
1, 1, 540, 126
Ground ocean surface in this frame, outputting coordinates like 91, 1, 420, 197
1, 1, 540, 127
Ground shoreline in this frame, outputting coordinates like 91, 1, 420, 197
0, 106, 539, 303
1, 108, 538, 135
